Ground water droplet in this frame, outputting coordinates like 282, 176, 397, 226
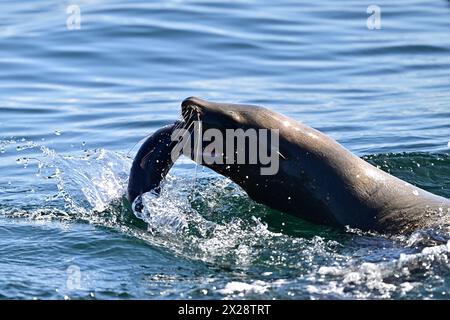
54, 130, 61, 136
82, 141, 86, 146
412, 190, 419, 196
0, 147, 4, 154
16, 157, 29, 168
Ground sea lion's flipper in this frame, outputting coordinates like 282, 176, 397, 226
127, 122, 183, 205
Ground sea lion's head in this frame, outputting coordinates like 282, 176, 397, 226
181, 96, 276, 132
178, 96, 284, 185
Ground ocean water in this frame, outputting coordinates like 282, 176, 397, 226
1, 0, 450, 299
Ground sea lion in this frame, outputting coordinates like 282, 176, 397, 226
177, 97, 450, 234
128, 97, 450, 234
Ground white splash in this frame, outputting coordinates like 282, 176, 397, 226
219, 281, 268, 295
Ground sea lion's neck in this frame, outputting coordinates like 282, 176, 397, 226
279, 120, 450, 232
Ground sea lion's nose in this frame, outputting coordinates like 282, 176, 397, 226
182, 96, 206, 109
181, 97, 208, 118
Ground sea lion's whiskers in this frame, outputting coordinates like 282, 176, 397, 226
182, 116, 195, 135
177, 108, 197, 152
190, 112, 202, 201
277, 150, 287, 160
173, 119, 187, 134
175, 119, 196, 158
181, 106, 193, 122
184, 109, 195, 127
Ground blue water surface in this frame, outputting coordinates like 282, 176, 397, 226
0, 0, 450, 299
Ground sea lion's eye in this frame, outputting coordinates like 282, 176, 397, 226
228, 111, 241, 121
